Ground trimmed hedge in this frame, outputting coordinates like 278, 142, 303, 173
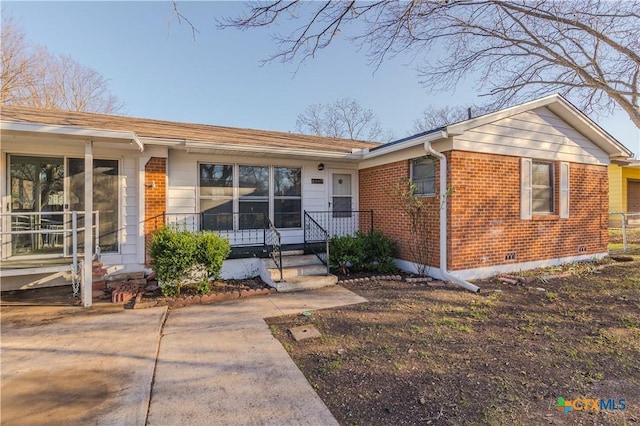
149, 226, 231, 297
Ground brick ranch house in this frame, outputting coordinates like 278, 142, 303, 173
1, 94, 632, 300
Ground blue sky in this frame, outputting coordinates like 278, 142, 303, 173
3, 1, 639, 156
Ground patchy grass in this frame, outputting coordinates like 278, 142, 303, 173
267, 255, 640, 425
610, 228, 640, 255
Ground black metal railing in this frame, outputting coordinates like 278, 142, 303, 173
304, 210, 373, 237
264, 218, 283, 282
304, 212, 330, 274
160, 212, 266, 247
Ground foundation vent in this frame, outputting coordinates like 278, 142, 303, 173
504, 252, 517, 261
578, 245, 588, 253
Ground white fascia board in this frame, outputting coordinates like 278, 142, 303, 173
0, 120, 144, 151
361, 130, 447, 160
138, 137, 186, 148
141, 136, 362, 160
182, 140, 361, 160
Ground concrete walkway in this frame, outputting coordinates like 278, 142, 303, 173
1, 286, 366, 426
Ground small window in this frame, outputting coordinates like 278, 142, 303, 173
411, 157, 436, 196
532, 161, 553, 214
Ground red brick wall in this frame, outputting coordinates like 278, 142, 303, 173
144, 157, 167, 266
448, 151, 608, 271
359, 151, 609, 273
359, 159, 442, 268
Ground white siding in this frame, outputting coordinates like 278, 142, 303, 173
167, 150, 359, 245
452, 107, 610, 165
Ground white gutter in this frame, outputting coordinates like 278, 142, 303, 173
1, 120, 144, 151
425, 138, 480, 293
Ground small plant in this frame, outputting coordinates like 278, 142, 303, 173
362, 231, 397, 273
391, 175, 452, 276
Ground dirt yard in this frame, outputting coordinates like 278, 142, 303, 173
266, 256, 640, 425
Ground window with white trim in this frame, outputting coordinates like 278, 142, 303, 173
411, 156, 436, 196
238, 165, 269, 229
274, 167, 302, 228
199, 164, 233, 230
532, 161, 554, 214
520, 158, 570, 220
198, 163, 302, 230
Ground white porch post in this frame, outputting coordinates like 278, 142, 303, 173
82, 140, 94, 307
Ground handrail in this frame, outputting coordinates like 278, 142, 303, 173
264, 218, 283, 282
304, 210, 373, 237
304, 211, 330, 275
0, 210, 100, 297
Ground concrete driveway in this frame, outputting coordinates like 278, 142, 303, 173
1, 286, 366, 425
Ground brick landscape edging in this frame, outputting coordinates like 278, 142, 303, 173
127, 287, 277, 310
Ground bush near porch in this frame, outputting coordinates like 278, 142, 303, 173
149, 226, 231, 297
329, 231, 397, 275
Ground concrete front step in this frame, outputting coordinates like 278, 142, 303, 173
264, 254, 324, 269
262, 253, 336, 292
275, 274, 338, 292
268, 264, 329, 282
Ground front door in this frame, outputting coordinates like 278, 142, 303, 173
328, 171, 356, 236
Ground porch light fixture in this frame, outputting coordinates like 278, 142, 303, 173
317, 163, 325, 171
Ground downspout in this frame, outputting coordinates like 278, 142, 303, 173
425, 140, 480, 293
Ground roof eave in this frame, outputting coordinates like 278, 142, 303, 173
362, 130, 448, 159
0, 120, 144, 151
145, 138, 364, 161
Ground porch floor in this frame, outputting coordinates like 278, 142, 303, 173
0, 257, 74, 270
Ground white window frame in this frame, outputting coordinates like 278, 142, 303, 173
521, 158, 570, 220
273, 166, 302, 229
532, 160, 554, 215
198, 163, 303, 230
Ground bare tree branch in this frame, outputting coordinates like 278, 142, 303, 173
219, 0, 640, 128
1, 16, 125, 114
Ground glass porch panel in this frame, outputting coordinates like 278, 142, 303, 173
9, 155, 65, 256
68, 158, 120, 253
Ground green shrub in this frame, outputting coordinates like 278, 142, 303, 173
362, 231, 397, 273
329, 231, 398, 275
149, 226, 231, 297
196, 231, 232, 279
329, 234, 366, 274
